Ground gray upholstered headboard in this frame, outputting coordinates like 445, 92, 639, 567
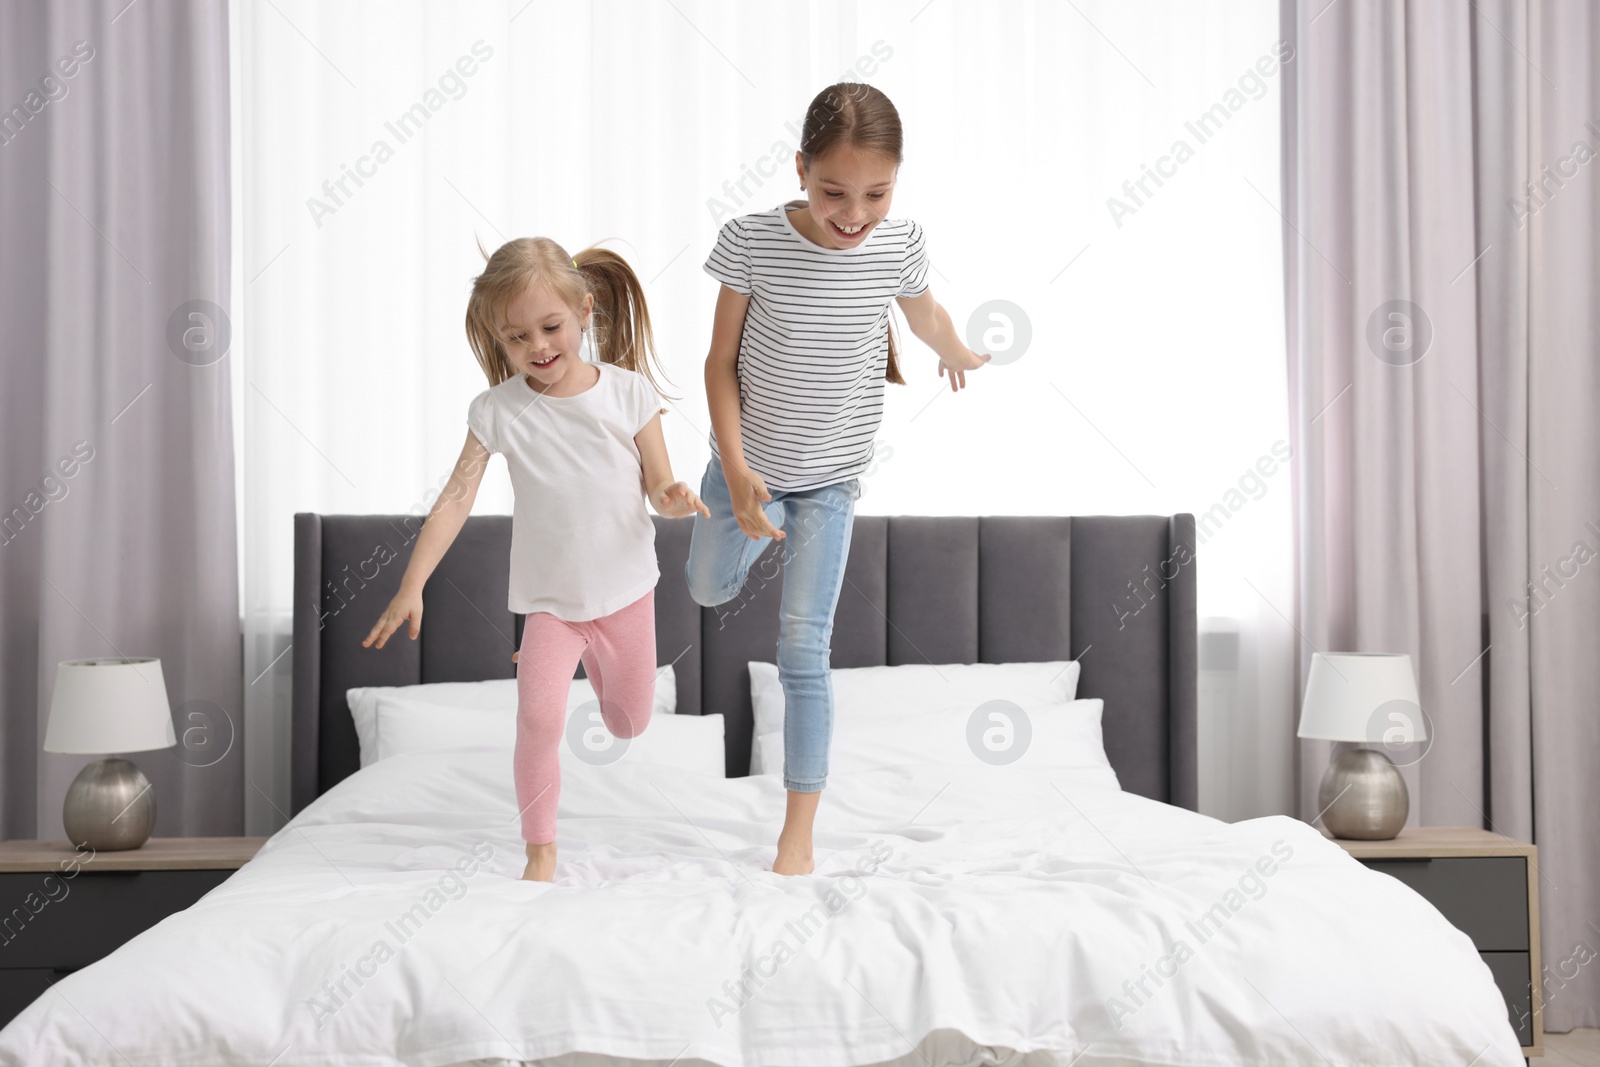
291, 513, 1197, 815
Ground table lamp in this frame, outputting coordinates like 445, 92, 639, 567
1296, 651, 1425, 840
43, 657, 176, 850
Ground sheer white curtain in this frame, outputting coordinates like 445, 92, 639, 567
232, 0, 1291, 832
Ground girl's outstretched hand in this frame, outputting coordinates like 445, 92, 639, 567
651, 480, 711, 519
726, 464, 785, 542
363, 589, 423, 650
939, 347, 991, 392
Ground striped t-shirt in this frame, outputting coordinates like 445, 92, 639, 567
703, 201, 931, 491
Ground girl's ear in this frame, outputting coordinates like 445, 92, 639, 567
794, 151, 806, 191
581, 292, 594, 329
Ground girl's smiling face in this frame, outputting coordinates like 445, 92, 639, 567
793, 143, 899, 249
498, 282, 593, 392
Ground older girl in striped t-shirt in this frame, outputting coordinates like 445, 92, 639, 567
685, 82, 990, 875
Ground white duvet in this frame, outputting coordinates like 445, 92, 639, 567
1, 747, 1523, 1067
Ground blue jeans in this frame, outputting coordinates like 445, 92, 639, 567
684, 460, 860, 792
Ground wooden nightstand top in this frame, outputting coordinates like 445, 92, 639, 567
1322, 825, 1535, 860
0, 836, 267, 872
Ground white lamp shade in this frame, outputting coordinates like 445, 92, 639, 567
1297, 652, 1425, 743
43, 658, 177, 755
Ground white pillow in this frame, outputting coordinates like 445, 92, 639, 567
564, 708, 725, 778
754, 698, 1116, 786
347, 666, 675, 769
357, 691, 721, 776
747, 659, 1080, 774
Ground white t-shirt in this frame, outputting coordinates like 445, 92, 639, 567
702, 201, 931, 491
466, 361, 661, 620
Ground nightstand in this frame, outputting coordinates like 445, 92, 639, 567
1328, 827, 1542, 1058
0, 836, 265, 1029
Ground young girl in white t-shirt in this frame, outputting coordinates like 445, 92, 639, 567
364, 238, 707, 882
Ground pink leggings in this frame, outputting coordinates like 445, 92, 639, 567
515, 589, 656, 844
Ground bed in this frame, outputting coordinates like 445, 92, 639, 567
0, 513, 1524, 1066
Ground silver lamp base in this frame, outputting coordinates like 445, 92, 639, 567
63, 757, 156, 851
1319, 748, 1409, 840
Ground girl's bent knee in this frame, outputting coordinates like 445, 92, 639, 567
685, 563, 738, 608
603, 703, 650, 740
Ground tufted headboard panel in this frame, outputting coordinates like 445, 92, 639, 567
291, 512, 1197, 814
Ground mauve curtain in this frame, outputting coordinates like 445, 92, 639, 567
1284, 0, 1599, 1032
0, 0, 241, 840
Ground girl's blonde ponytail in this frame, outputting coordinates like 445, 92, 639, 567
572, 245, 671, 397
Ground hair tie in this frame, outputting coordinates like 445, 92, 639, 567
571, 257, 578, 268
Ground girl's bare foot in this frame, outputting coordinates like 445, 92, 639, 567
522, 840, 557, 881
772, 788, 820, 875
773, 834, 815, 875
